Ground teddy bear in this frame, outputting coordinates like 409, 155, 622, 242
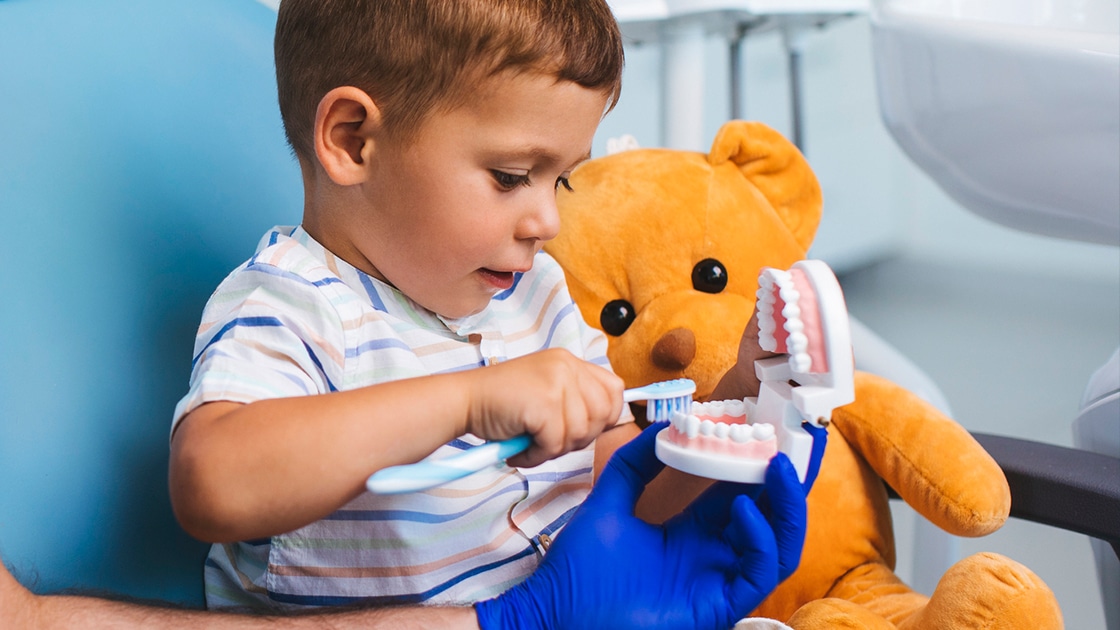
545, 120, 1064, 629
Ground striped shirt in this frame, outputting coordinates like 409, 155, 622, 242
172, 226, 628, 610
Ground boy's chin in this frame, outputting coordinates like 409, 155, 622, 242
428, 296, 493, 322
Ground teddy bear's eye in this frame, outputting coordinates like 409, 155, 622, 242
599, 299, 636, 336
692, 258, 728, 294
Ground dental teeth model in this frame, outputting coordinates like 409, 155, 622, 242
656, 259, 854, 484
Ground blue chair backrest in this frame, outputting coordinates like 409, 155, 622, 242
0, 0, 301, 606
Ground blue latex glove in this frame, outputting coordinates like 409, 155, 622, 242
476, 421, 827, 630
800, 421, 828, 491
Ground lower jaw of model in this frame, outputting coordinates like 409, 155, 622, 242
662, 400, 778, 458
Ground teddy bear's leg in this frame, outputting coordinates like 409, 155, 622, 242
823, 561, 931, 626
894, 552, 1063, 630
786, 598, 898, 630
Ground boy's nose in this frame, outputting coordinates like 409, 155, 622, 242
517, 191, 562, 242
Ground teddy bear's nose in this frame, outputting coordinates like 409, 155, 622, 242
650, 327, 696, 371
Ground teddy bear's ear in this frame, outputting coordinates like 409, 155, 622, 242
605, 135, 641, 155
708, 120, 822, 252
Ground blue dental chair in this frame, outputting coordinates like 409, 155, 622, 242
0, 0, 300, 605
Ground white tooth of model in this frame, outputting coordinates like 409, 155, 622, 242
753, 423, 776, 440
685, 414, 700, 439
730, 424, 749, 443
788, 331, 809, 354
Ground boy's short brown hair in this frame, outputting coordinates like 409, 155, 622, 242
275, 0, 625, 164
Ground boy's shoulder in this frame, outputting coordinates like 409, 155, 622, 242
244, 226, 339, 285
204, 226, 352, 316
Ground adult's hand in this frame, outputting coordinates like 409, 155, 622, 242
476, 421, 819, 630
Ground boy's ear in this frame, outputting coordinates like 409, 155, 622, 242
313, 86, 381, 186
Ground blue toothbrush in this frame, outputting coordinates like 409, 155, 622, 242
365, 378, 696, 495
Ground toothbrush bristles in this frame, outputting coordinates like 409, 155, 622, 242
647, 395, 693, 422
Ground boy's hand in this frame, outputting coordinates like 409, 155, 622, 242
475, 422, 813, 630
466, 348, 625, 468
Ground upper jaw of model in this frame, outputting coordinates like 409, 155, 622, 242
758, 266, 822, 374
656, 260, 855, 484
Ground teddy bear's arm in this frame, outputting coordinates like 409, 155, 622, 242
831, 371, 1010, 536
594, 421, 641, 480
709, 312, 777, 403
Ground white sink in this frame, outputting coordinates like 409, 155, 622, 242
870, 0, 1120, 245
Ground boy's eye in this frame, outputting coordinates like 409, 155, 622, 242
491, 170, 530, 191
555, 176, 574, 192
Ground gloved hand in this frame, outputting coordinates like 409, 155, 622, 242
476, 421, 827, 630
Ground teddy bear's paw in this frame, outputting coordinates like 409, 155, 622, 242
898, 552, 1063, 630
785, 598, 897, 630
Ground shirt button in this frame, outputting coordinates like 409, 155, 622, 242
537, 533, 552, 553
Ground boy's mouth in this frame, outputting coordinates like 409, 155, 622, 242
479, 268, 516, 290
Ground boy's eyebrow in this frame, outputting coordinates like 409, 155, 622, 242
495, 147, 592, 170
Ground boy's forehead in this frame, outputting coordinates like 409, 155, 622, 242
427, 70, 606, 160
455, 66, 609, 109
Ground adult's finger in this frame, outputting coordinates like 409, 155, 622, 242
676, 479, 765, 533
800, 422, 828, 492
763, 453, 809, 581
723, 494, 780, 615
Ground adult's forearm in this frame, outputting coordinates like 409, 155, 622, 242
2, 556, 479, 630
33, 595, 480, 630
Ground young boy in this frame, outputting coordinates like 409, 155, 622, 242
168, 0, 638, 610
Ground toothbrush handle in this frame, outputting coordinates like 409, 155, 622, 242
623, 389, 644, 403
623, 388, 683, 404
366, 435, 531, 495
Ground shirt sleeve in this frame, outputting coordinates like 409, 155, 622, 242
171, 260, 347, 434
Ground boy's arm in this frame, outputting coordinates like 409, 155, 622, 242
170, 348, 623, 543
171, 373, 470, 544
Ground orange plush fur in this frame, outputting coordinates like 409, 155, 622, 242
546, 121, 1063, 629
